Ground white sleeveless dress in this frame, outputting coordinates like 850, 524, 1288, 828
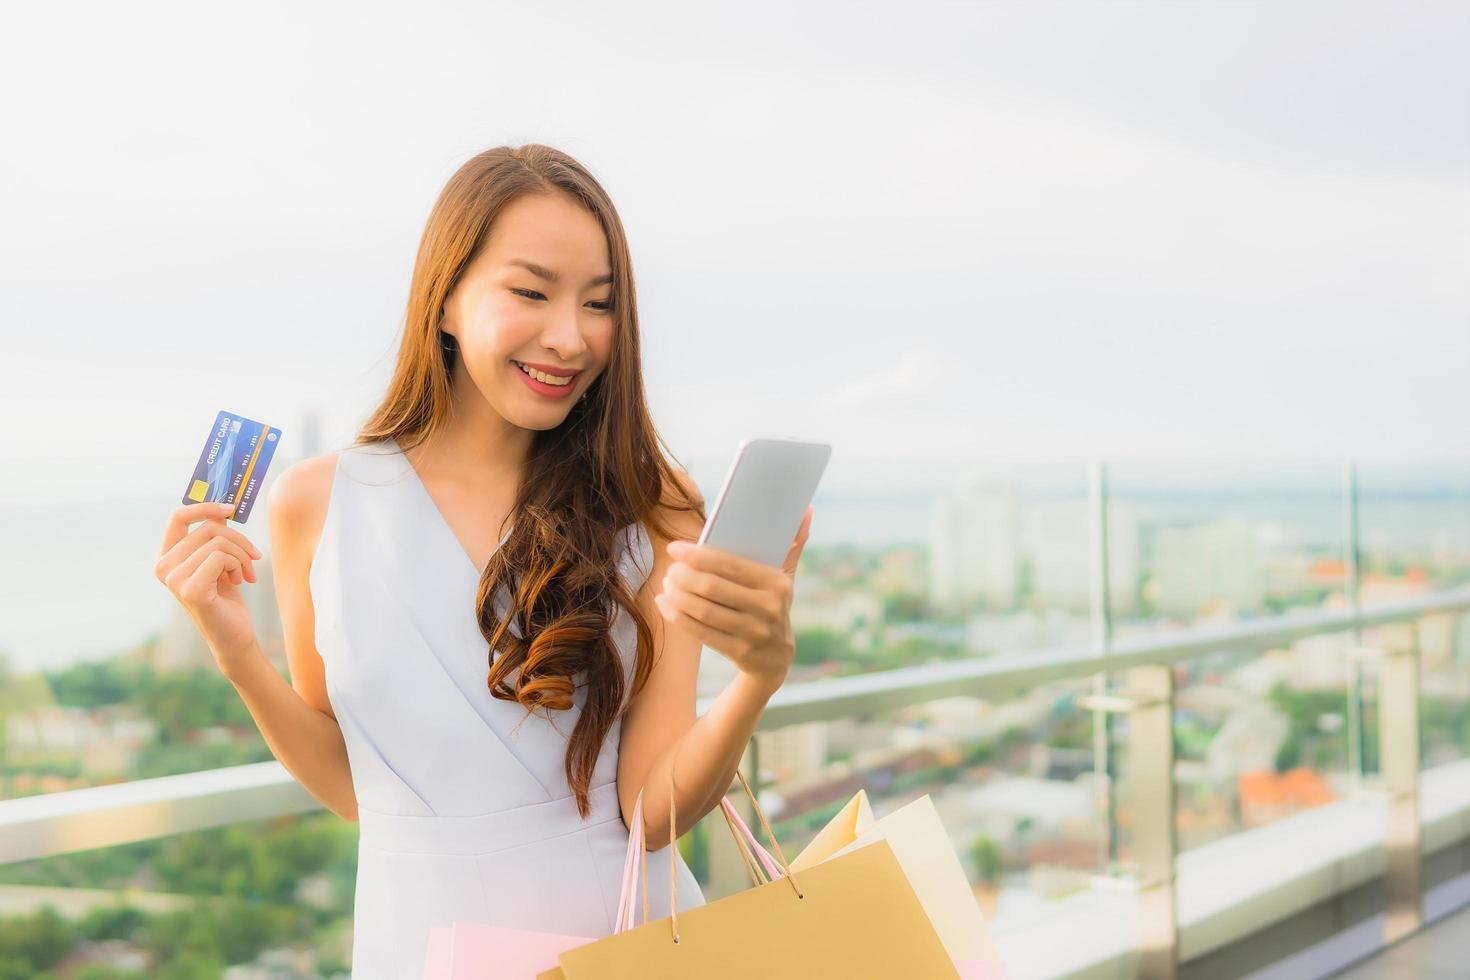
308, 437, 706, 979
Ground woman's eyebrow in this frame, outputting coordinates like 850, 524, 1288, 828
507, 258, 613, 287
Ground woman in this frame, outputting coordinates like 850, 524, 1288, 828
155, 143, 812, 978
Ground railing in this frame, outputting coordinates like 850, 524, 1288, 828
4, 460, 1467, 976
4, 587, 1468, 978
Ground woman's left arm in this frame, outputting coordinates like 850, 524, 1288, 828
616, 473, 813, 850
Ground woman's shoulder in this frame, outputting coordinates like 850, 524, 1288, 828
627, 468, 705, 592
265, 452, 343, 561
643, 467, 705, 550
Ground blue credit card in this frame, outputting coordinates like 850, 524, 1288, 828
181, 410, 282, 523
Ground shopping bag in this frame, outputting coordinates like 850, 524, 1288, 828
718, 794, 1005, 979
537, 767, 959, 979
421, 921, 593, 979
791, 789, 1004, 974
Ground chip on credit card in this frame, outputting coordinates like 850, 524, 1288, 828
181, 410, 282, 523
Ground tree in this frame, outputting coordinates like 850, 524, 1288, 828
792, 628, 848, 667
881, 593, 928, 623
968, 834, 1002, 884
0, 906, 72, 974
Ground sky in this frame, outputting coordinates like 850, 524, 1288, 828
0, 0, 1467, 670
1, 0, 1467, 508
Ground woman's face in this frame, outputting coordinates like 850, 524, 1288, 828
440, 191, 616, 430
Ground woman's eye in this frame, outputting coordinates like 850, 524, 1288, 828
512, 287, 612, 313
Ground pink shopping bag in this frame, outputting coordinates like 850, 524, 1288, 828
421, 921, 594, 979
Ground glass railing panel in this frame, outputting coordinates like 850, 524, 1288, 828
1137, 637, 1358, 857
0, 811, 357, 977
1357, 461, 1470, 596
1105, 462, 1348, 639
1415, 611, 1470, 771
717, 460, 1095, 688
0, 443, 297, 803
730, 677, 1110, 932
0, 657, 277, 801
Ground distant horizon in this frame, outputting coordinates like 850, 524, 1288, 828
2, 480, 1465, 675
3, 451, 1469, 509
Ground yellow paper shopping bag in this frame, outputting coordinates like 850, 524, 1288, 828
788, 785, 874, 869
538, 770, 959, 979
793, 790, 1000, 964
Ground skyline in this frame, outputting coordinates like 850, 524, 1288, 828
1, 473, 1464, 674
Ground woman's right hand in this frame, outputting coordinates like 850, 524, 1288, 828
155, 501, 265, 678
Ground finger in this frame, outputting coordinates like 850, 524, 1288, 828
160, 529, 256, 585
200, 521, 263, 560
654, 591, 705, 645
664, 562, 772, 618
666, 542, 777, 591
662, 582, 766, 643
657, 594, 745, 656
783, 506, 813, 574
182, 550, 242, 603
159, 502, 237, 556
195, 522, 261, 577
180, 523, 258, 569
166, 537, 237, 592
157, 528, 207, 576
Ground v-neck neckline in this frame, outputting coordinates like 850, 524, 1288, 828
388, 437, 512, 577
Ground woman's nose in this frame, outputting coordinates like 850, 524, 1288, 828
543, 313, 589, 354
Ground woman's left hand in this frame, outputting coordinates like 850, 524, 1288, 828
654, 505, 814, 694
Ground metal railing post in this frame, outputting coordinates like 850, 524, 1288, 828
1087, 460, 1117, 871
1079, 665, 1178, 980
1377, 629, 1423, 942
1344, 461, 1367, 789
1129, 663, 1179, 980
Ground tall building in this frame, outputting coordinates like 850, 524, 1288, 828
1021, 499, 1140, 614
754, 722, 829, 785
1151, 520, 1263, 616
295, 405, 323, 458
929, 482, 1019, 611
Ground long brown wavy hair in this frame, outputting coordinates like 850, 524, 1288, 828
349, 144, 705, 817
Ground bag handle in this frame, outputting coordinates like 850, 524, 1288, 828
615, 740, 804, 944
719, 795, 785, 882
717, 796, 769, 887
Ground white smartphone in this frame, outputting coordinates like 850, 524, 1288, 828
696, 437, 832, 567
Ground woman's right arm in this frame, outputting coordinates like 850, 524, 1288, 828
157, 457, 356, 820
156, 463, 358, 821
233, 454, 358, 821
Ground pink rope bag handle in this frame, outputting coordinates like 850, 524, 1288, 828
614, 758, 802, 944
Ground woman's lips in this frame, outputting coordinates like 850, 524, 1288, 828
512, 360, 578, 399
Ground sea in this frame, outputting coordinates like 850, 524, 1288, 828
1, 457, 1466, 674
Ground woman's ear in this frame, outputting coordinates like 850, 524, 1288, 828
437, 308, 458, 342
